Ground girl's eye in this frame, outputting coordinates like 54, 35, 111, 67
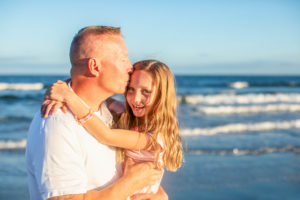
142, 89, 151, 95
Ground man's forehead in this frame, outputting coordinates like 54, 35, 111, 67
88, 34, 125, 49
85, 33, 123, 43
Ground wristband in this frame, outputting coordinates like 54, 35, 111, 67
75, 109, 93, 125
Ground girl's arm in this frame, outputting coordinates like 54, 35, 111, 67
43, 80, 152, 150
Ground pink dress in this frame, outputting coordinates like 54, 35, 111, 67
125, 127, 164, 199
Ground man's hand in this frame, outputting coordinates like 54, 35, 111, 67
130, 186, 168, 200
123, 158, 163, 193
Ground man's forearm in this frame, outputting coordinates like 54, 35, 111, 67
84, 175, 135, 200
47, 158, 162, 200
130, 186, 168, 200
47, 176, 134, 200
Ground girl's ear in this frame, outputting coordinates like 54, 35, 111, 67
87, 58, 101, 76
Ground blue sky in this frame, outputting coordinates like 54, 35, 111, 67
0, 0, 299, 75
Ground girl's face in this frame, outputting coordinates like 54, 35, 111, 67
126, 70, 157, 118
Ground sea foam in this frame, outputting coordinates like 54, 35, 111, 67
0, 83, 44, 90
0, 139, 27, 150
180, 119, 300, 136
228, 81, 249, 89
179, 93, 300, 105
187, 146, 300, 156
196, 104, 300, 115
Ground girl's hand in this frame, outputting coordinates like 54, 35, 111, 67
44, 80, 73, 103
41, 100, 68, 118
41, 80, 74, 118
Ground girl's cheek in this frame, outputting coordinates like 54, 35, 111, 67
126, 93, 132, 102
143, 96, 150, 105
126, 96, 131, 105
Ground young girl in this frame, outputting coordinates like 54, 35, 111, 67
42, 60, 183, 199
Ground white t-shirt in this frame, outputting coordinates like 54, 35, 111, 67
25, 102, 120, 200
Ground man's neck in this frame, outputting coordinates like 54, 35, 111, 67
70, 79, 112, 111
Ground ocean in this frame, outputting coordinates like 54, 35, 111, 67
0, 75, 299, 200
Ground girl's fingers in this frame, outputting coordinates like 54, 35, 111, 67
45, 101, 56, 117
41, 100, 51, 117
51, 103, 61, 116
41, 100, 67, 118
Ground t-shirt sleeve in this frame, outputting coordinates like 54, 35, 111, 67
39, 115, 87, 199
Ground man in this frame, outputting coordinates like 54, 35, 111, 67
25, 26, 167, 200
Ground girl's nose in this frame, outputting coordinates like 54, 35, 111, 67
134, 92, 142, 104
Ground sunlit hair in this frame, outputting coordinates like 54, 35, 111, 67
69, 26, 121, 68
117, 60, 183, 171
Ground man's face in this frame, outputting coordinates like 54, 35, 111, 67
96, 35, 133, 94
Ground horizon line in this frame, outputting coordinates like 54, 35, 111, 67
1, 73, 300, 76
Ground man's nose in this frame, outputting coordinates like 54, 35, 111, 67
127, 61, 133, 74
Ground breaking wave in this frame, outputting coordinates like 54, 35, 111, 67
0, 83, 44, 90
179, 93, 300, 105
187, 146, 300, 155
196, 104, 300, 115
0, 139, 27, 150
228, 81, 249, 89
180, 119, 300, 136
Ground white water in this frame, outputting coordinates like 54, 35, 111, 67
0, 139, 27, 149
181, 119, 300, 136
196, 104, 300, 115
228, 81, 249, 89
0, 83, 44, 90
180, 93, 300, 105
188, 146, 300, 155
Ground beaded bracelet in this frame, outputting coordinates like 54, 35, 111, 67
75, 109, 93, 125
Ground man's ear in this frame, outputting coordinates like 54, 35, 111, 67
88, 58, 101, 76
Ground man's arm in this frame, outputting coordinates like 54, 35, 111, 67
45, 177, 135, 200
46, 159, 162, 200
130, 186, 168, 200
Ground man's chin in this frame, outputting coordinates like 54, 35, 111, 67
116, 88, 126, 95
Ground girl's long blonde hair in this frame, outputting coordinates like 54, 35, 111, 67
116, 60, 183, 171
